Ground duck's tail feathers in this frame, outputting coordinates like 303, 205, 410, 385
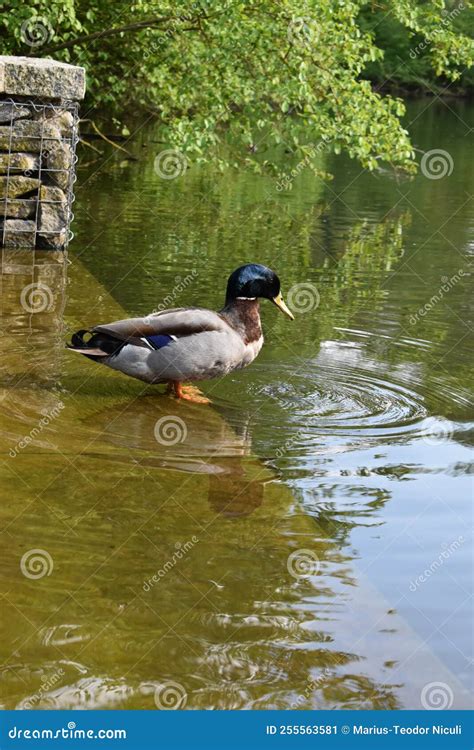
67, 329, 123, 358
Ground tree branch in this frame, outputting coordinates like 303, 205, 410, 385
40, 15, 190, 54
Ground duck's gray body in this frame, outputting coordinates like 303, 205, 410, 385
69, 301, 264, 385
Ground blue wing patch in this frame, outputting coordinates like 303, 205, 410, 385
145, 334, 174, 350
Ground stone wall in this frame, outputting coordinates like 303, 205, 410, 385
0, 57, 85, 250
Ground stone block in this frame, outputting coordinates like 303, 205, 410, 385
43, 142, 73, 189
0, 198, 36, 218
38, 227, 68, 249
1, 218, 36, 247
0, 56, 85, 101
38, 186, 68, 247
0, 120, 61, 152
39, 185, 66, 203
0, 175, 40, 198
34, 108, 74, 135
0, 152, 39, 174
0, 102, 30, 123
39, 199, 68, 233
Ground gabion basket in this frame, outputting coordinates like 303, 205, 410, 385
0, 97, 79, 250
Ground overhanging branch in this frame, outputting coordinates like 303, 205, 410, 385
41, 15, 198, 54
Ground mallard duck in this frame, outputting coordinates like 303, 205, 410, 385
68, 263, 294, 403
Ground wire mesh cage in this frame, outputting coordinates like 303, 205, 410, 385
0, 97, 79, 250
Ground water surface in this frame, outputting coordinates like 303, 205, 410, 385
0, 99, 472, 710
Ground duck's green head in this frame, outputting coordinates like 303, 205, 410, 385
225, 263, 294, 319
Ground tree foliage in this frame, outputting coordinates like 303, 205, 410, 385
1, 1, 473, 174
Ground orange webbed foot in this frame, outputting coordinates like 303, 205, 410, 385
167, 381, 210, 405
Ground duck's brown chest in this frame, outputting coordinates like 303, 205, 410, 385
226, 299, 262, 344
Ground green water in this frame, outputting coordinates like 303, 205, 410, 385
0, 99, 472, 710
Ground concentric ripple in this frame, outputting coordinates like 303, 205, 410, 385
254, 339, 470, 443
272, 366, 426, 436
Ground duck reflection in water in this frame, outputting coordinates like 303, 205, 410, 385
82, 394, 267, 518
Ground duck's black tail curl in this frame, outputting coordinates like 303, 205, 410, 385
67, 329, 124, 359
69, 329, 92, 349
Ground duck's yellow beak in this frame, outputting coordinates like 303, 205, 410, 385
272, 292, 294, 320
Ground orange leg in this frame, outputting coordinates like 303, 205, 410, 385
167, 380, 210, 404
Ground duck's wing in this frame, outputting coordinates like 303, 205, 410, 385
93, 307, 228, 341
68, 308, 233, 360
